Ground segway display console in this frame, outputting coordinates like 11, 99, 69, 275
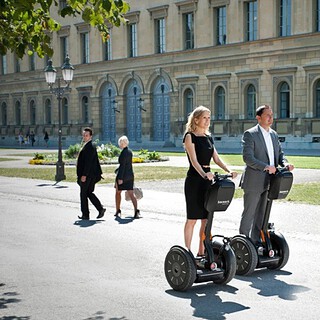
231, 168, 293, 275
164, 173, 237, 291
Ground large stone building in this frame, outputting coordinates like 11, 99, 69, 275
1, 0, 320, 151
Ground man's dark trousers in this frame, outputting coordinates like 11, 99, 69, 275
79, 177, 103, 218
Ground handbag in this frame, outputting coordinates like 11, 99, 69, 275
125, 186, 143, 201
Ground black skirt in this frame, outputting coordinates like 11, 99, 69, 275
184, 175, 211, 220
116, 178, 134, 191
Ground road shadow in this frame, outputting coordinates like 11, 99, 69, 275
236, 269, 310, 300
82, 312, 129, 320
114, 216, 134, 225
166, 283, 249, 320
74, 219, 104, 228
36, 183, 69, 189
0, 283, 30, 319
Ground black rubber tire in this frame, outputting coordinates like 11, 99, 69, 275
164, 246, 196, 291
267, 232, 290, 270
211, 241, 237, 285
230, 236, 258, 276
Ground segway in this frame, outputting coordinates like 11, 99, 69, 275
231, 167, 293, 276
164, 173, 237, 291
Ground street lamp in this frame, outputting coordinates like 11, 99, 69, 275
44, 55, 74, 182
138, 97, 146, 112
112, 100, 120, 113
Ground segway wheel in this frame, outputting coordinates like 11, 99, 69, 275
211, 241, 237, 285
164, 246, 196, 291
230, 236, 258, 276
267, 232, 290, 270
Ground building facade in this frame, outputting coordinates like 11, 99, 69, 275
1, 0, 320, 151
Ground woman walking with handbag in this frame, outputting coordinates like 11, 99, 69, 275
114, 135, 141, 219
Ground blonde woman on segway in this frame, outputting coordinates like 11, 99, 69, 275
183, 106, 237, 257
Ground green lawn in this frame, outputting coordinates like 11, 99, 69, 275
219, 154, 320, 169
158, 153, 320, 169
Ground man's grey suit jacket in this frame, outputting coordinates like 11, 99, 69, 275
240, 124, 286, 192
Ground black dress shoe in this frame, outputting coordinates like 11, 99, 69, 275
78, 215, 89, 220
97, 208, 106, 219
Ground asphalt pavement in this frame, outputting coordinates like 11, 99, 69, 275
0, 148, 320, 320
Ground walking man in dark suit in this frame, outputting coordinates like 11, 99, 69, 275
77, 127, 105, 220
239, 105, 294, 246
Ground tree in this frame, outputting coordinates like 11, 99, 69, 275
0, 0, 129, 58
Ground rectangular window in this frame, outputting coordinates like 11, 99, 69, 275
216, 6, 226, 45
0, 55, 7, 75
15, 57, 20, 73
184, 13, 194, 50
80, 32, 89, 64
280, 0, 291, 36
155, 18, 166, 53
129, 23, 137, 57
44, 55, 50, 68
29, 54, 35, 71
246, 1, 257, 41
59, 0, 67, 9
317, 0, 320, 31
60, 36, 68, 63
104, 33, 112, 60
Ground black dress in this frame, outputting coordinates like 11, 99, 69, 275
183, 132, 214, 220
116, 147, 134, 191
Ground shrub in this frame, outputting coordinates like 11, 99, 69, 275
97, 143, 121, 158
147, 151, 161, 161
29, 159, 45, 165
65, 144, 81, 159
132, 157, 144, 163
33, 153, 45, 160
138, 149, 148, 156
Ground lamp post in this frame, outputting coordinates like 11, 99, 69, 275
112, 100, 120, 113
138, 97, 146, 112
44, 55, 74, 182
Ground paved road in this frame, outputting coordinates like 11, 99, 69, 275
0, 148, 319, 319
0, 175, 319, 320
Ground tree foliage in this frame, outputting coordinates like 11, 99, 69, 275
0, 0, 129, 58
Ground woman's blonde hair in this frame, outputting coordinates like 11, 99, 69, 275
184, 105, 211, 134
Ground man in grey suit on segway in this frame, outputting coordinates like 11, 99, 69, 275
239, 105, 294, 248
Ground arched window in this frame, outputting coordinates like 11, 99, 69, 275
62, 97, 68, 125
45, 99, 51, 124
1, 102, 7, 125
30, 100, 36, 125
315, 79, 320, 117
15, 101, 21, 125
184, 88, 194, 119
82, 96, 89, 123
279, 82, 290, 118
215, 86, 225, 120
246, 84, 256, 119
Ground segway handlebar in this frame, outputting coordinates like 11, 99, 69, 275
276, 166, 291, 173
212, 172, 233, 182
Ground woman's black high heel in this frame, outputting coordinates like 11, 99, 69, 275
134, 209, 141, 219
114, 209, 121, 217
